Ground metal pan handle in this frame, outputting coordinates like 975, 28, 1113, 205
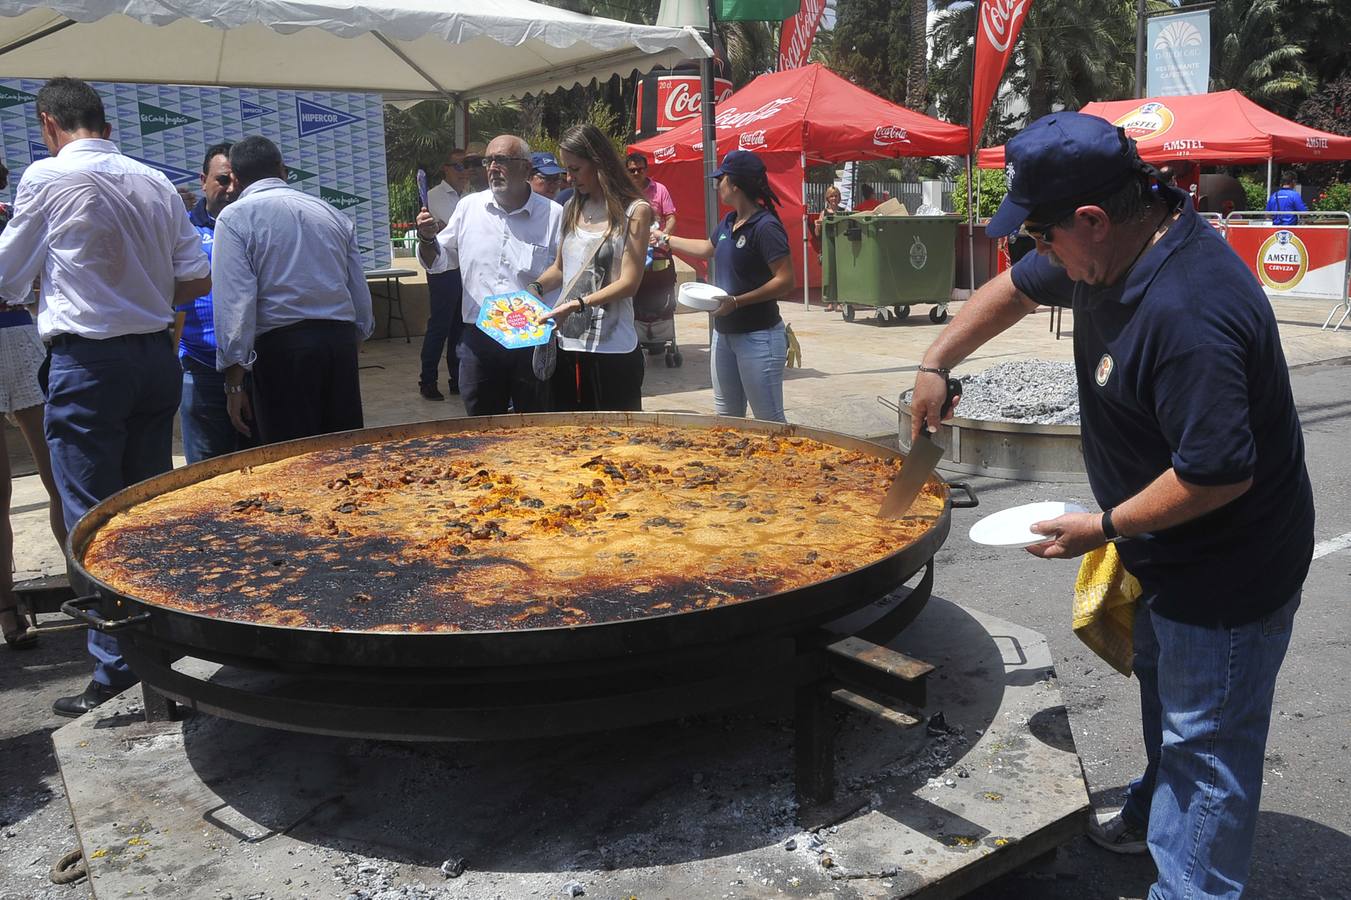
947, 481, 979, 509
61, 595, 152, 632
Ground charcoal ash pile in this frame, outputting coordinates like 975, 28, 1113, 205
904, 360, 1080, 425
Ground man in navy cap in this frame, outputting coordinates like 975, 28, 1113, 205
910, 112, 1312, 899
529, 151, 565, 203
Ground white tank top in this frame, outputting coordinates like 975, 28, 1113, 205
555, 201, 644, 353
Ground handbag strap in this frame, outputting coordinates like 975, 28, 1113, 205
558, 199, 651, 302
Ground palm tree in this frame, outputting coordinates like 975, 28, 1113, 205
1207, 0, 1315, 111
905, 0, 928, 111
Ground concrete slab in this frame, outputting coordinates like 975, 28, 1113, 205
53, 599, 1087, 900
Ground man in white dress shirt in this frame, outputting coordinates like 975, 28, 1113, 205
0, 77, 212, 716
418, 147, 469, 400
416, 135, 562, 416
212, 136, 374, 443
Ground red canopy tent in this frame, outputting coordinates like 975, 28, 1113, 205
977, 91, 1351, 189
628, 64, 969, 299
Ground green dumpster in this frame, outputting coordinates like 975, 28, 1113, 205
822, 214, 959, 323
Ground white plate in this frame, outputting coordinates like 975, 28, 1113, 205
678, 282, 730, 311
968, 501, 1090, 548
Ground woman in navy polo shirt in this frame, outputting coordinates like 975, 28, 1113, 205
655, 150, 795, 422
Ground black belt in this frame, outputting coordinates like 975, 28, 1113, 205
49, 328, 173, 348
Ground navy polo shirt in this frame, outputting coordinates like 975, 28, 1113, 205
710, 209, 788, 334
1011, 188, 1313, 626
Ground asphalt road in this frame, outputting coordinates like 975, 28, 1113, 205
2, 358, 1348, 900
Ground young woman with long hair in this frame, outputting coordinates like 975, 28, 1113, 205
653, 150, 795, 422
533, 123, 654, 411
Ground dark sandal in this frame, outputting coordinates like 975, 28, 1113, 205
1, 603, 38, 649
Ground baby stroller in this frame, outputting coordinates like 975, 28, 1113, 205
633, 253, 682, 367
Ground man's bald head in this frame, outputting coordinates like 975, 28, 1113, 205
483, 134, 532, 204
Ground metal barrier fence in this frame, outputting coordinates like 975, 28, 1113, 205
804, 180, 956, 214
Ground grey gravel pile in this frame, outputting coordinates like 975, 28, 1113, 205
906, 359, 1080, 425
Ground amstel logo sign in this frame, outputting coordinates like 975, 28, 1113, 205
1112, 102, 1175, 142
1257, 230, 1308, 291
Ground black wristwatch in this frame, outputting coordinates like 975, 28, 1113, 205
1101, 508, 1119, 540
527, 281, 543, 297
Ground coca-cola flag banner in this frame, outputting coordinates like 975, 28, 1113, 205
778, 0, 828, 72
971, 0, 1030, 146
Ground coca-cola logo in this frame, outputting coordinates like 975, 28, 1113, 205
740, 130, 767, 149
654, 76, 733, 131
980, 0, 1029, 53
715, 97, 795, 130
873, 125, 910, 147
654, 145, 676, 163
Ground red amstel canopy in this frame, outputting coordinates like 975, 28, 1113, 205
977, 90, 1351, 168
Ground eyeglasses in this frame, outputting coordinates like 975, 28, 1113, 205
481, 155, 527, 169
444, 162, 466, 172
627, 167, 645, 174
1018, 212, 1073, 243
211, 175, 231, 187
533, 173, 562, 183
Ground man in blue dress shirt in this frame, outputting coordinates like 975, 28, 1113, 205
212, 136, 374, 443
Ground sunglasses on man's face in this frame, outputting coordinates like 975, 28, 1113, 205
211, 175, 232, 187
482, 155, 528, 169
627, 167, 645, 174
1018, 211, 1073, 244
444, 162, 466, 172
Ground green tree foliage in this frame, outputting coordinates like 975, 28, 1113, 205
953, 168, 1008, 219
1208, 0, 1316, 108
1294, 73, 1351, 191
831, 0, 916, 105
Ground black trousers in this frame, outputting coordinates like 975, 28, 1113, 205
252, 320, 363, 443
548, 346, 645, 412
457, 324, 546, 417
419, 268, 463, 388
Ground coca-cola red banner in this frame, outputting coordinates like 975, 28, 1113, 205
778, 0, 827, 72
635, 75, 734, 133
971, 0, 1030, 146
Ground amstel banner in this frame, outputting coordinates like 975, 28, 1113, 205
0, 79, 390, 270
1225, 223, 1350, 302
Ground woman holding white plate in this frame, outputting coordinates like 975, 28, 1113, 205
655, 150, 795, 423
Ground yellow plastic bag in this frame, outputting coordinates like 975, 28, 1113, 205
784, 323, 802, 368
1073, 543, 1141, 677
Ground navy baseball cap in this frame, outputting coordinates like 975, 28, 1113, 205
531, 152, 564, 176
711, 150, 765, 179
988, 112, 1154, 239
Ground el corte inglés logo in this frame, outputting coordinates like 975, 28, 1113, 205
1113, 102, 1175, 142
138, 102, 198, 135
320, 186, 367, 210
1257, 230, 1307, 291
0, 85, 37, 109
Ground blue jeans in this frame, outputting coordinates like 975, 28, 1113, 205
419, 269, 463, 387
180, 355, 253, 464
44, 331, 180, 689
710, 320, 787, 422
1121, 591, 1299, 900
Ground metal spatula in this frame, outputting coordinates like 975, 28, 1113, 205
879, 377, 961, 519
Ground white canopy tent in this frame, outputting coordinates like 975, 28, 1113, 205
0, 0, 710, 102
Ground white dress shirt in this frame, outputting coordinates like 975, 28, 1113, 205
423, 181, 461, 274
427, 190, 562, 324
0, 138, 210, 340
212, 178, 375, 370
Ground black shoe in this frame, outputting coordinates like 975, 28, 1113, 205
419, 383, 445, 401
447, 381, 460, 396
53, 680, 120, 718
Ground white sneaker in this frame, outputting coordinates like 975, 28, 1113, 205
1087, 808, 1149, 855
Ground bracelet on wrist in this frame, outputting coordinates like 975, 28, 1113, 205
223, 383, 246, 395
917, 364, 951, 377
417, 234, 438, 245
1101, 508, 1119, 541
527, 281, 543, 296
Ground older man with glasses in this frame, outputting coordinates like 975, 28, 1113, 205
416, 135, 562, 415
418, 147, 471, 400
